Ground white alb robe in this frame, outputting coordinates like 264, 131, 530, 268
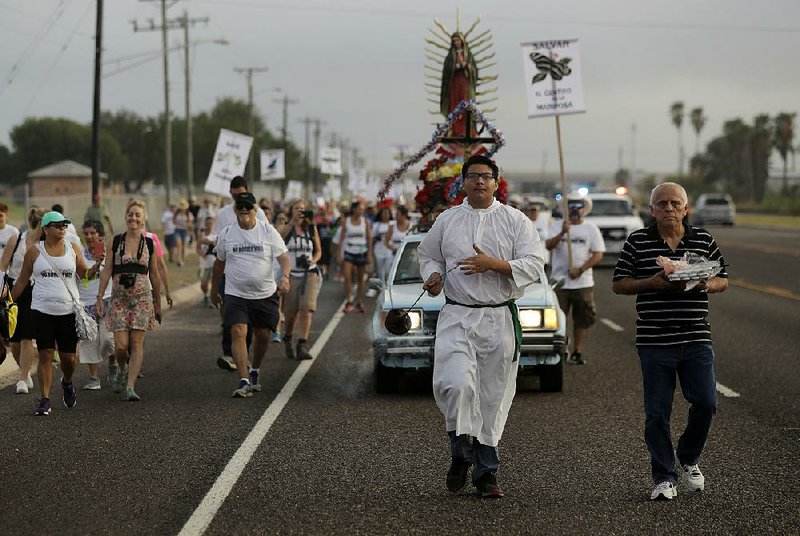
418, 198, 544, 446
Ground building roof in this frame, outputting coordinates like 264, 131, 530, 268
27, 159, 107, 179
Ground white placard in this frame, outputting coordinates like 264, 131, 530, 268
521, 39, 586, 118
260, 149, 285, 180
348, 167, 367, 192
285, 180, 303, 200
204, 128, 253, 196
319, 147, 342, 176
323, 179, 342, 202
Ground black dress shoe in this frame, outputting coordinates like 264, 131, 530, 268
446, 458, 471, 493
296, 341, 312, 360
475, 472, 505, 499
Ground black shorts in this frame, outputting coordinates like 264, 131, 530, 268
343, 252, 368, 266
9, 284, 35, 342
223, 293, 280, 331
32, 310, 78, 353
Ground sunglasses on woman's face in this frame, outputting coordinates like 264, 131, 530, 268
48, 222, 69, 229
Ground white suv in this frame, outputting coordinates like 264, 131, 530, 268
585, 193, 645, 258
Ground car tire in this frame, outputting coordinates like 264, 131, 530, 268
539, 357, 564, 393
375, 360, 399, 394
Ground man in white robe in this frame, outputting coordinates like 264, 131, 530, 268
418, 154, 544, 498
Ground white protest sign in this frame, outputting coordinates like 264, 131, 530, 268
285, 180, 303, 200
204, 129, 253, 196
323, 178, 342, 202
260, 149, 285, 180
319, 147, 342, 176
521, 39, 586, 118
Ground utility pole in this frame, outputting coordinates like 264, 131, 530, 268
179, 11, 209, 198
312, 118, 326, 193
273, 93, 299, 148
234, 67, 268, 182
298, 116, 314, 186
132, 0, 175, 203
90, 0, 103, 201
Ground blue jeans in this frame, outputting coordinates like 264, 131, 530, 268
638, 343, 717, 484
448, 431, 500, 483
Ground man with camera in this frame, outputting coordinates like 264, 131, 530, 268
211, 192, 290, 397
278, 200, 322, 360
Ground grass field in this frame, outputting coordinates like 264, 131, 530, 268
736, 213, 800, 229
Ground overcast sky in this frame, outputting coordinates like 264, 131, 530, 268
1, 0, 798, 178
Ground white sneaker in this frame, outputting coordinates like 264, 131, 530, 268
15, 380, 29, 394
26, 374, 34, 389
650, 481, 677, 500
681, 464, 705, 492
365, 288, 377, 298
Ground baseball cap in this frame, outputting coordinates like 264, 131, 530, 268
233, 192, 257, 209
41, 211, 72, 227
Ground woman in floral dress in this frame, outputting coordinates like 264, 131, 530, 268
96, 200, 161, 401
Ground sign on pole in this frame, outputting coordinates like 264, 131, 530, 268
521, 39, 586, 118
204, 128, 253, 197
260, 149, 285, 180
323, 178, 342, 202
319, 147, 342, 176
348, 167, 367, 193
285, 180, 303, 200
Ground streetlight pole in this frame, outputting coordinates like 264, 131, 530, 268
90, 0, 103, 201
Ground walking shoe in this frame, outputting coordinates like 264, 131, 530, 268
271, 330, 282, 343
681, 464, 705, 492
296, 341, 312, 360
283, 336, 295, 359
108, 364, 119, 386
343, 302, 354, 314
61, 378, 77, 408
474, 473, 505, 499
26, 374, 34, 389
568, 351, 586, 365
232, 379, 252, 398
15, 380, 29, 394
356, 302, 366, 313
113, 370, 127, 394
35, 398, 52, 416
216, 356, 237, 372
249, 369, 262, 392
126, 387, 141, 402
365, 288, 377, 298
82, 377, 102, 390
650, 481, 677, 500
203, 295, 210, 308
446, 458, 471, 493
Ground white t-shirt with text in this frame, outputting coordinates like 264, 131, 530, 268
215, 221, 287, 299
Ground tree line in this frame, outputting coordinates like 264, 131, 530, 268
670, 101, 796, 202
0, 98, 306, 193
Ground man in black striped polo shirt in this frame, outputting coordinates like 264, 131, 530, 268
612, 182, 728, 501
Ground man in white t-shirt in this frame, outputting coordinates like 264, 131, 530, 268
161, 204, 177, 263
546, 193, 605, 365
0, 203, 19, 258
211, 192, 290, 398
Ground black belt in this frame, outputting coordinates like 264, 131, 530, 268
444, 297, 521, 362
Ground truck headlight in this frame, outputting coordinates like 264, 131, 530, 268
407, 310, 422, 331
519, 309, 542, 329
543, 307, 559, 329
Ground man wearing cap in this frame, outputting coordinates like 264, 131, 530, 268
418, 154, 544, 498
209, 176, 269, 371
545, 192, 605, 365
210, 192, 290, 397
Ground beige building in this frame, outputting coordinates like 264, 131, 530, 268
27, 160, 108, 197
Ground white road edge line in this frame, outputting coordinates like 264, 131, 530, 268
178, 300, 348, 536
599, 318, 625, 332
715, 382, 741, 398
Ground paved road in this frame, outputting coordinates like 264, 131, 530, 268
1, 225, 797, 535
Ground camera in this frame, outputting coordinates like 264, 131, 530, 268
119, 273, 136, 289
302, 209, 314, 219
296, 255, 310, 270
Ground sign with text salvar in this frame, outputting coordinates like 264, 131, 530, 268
260, 149, 285, 180
521, 39, 586, 118
319, 147, 343, 176
204, 129, 253, 196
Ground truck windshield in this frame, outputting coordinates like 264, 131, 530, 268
392, 242, 423, 284
590, 199, 634, 216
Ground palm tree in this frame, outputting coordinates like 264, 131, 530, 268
690, 107, 706, 156
774, 112, 796, 194
670, 101, 685, 176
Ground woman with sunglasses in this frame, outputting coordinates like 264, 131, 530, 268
96, 200, 161, 401
12, 211, 100, 416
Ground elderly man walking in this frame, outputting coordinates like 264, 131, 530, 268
211, 192, 290, 397
418, 154, 544, 498
612, 182, 728, 501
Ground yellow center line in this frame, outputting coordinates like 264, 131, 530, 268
729, 279, 800, 302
